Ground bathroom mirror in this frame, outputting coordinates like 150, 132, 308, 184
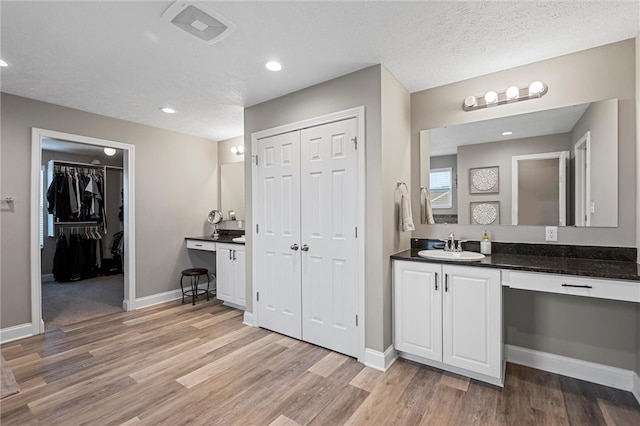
220, 162, 245, 221
420, 98, 618, 227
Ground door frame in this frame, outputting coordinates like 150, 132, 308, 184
250, 106, 366, 362
30, 128, 136, 334
511, 150, 569, 226
574, 131, 591, 226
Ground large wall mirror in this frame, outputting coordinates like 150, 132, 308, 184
420, 98, 618, 227
220, 162, 245, 220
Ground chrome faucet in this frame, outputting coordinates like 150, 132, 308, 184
441, 233, 467, 252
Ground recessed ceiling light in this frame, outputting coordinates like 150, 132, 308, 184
265, 61, 282, 72
0, 59, 8, 67
160, 107, 176, 114
502, 131, 513, 136
104, 147, 116, 156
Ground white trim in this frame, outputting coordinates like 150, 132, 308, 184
250, 106, 367, 362
505, 344, 636, 392
364, 346, 398, 372
574, 131, 591, 226
632, 372, 640, 406
31, 128, 136, 336
41, 273, 54, 283
130, 289, 183, 310
0, 323, 35, 344
242, 311, 256, 327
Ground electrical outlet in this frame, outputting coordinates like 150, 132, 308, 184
545, 226, 558, 242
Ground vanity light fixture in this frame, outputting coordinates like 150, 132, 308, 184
463, 81, 548, 111
160, 107, 176, 114
502, 131, 513, 136
230, 145, 244, 155
103, 147, 116, 156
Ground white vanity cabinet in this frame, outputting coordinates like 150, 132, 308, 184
216, 243, 246, 308
393, 260, 503, 385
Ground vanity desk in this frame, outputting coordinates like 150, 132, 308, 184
391, 239, 640, 388
185, 234, 246, 309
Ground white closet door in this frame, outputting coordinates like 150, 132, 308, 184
300, 118, 359, 357
255, 131, 302, 339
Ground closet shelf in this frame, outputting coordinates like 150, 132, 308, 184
53, 221, 101, 226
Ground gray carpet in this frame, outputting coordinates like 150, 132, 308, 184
42, 274, 124, 330
1, 353, 20, 399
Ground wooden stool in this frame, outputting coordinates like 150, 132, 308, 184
180, 268, 210, 305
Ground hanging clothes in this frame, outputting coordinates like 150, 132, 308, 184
51, 228, 104, 282
46, 166, 106, 225
52, 233, 70, 282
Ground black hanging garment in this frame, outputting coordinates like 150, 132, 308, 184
52, 233, 70, 282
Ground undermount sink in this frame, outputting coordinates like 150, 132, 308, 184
417, 250, 485, 261
232, 236, 246, 243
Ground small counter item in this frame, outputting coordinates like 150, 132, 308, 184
480, 229, 492, 255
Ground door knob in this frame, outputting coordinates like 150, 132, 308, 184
290, 244, 299, 250
301, 244, 309, 252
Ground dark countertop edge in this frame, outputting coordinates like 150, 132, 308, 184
185, 236, 245, 245
391, 249, 640, 282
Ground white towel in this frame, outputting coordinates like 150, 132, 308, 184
421, 187, 435, 225
399, 184, 415, 232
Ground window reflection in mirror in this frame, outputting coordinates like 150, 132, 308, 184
420, 98, 618, 227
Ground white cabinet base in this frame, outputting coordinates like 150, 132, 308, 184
398, 350, 506, 387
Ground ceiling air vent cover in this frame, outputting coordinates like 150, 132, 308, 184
162, 1, 235, 44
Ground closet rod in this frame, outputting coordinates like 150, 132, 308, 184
52, 160, 121, 169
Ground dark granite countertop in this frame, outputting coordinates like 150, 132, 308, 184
391, 249, 640, 282
185, 234, 245, 245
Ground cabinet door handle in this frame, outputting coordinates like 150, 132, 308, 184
435, 272, 439, 291
229, 250, 232, 260
233, 250, 236, 260
290, 244, 299, 251
445, 274, 449, 292
561, 283, 592, 289
301, 244, 309, 252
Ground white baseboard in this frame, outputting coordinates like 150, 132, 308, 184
364, 345, 397, 372
632, 372, 640, 405
506, 344, 636, 392
243, 311, 256, 327
0, 323, 35, 344
130, 289, 183, 310
41, 273, 54, 283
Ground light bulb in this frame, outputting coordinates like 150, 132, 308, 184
506, 86, 519, 100
237, 145, 245, 154
464, 95, 477, 108
529, 81, 544, 95
484, 91, 498, 104
104, 147, 116, 156
0, 59, 8, 67
230, 146, 238, 154
160, 107, 176, 114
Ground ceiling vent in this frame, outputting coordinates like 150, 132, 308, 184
162, 1, 235, 44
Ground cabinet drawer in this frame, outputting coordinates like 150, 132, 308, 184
186, 239, 216, 252
503, 270, 640, 303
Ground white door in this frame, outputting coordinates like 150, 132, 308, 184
233, 247, 246, 306
393, 261, 442, 361
215, 245, 234, 303
442, 265, 501, 379
255, 131, 302, 339
300, 118, 359, 357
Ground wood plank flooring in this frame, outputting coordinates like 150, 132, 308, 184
2, 299, 639, 425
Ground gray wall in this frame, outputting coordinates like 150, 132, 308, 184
245, 65, 411, 353
1, 93, 218, 328
457, 133, 571, 225
571, 98, 618, 227
412, 39, 637, 369
636, 33, 640, 378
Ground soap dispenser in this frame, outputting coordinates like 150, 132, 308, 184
480, 229, 491, 255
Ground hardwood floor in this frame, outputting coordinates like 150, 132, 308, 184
2, 299, 639, 425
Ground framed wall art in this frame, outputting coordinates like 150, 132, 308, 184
469, 166, 499, 194
470, 201, 500, 225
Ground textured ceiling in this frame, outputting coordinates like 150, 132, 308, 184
1, 1, 638, 142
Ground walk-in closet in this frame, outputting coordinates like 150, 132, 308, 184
41, 138, 124, 329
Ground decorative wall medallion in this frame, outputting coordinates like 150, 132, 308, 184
469, 166, 499, 194
470, 201, 500, 225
